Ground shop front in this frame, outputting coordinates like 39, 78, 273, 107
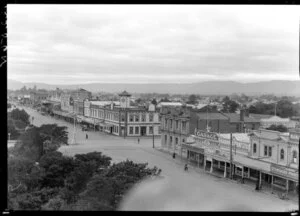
270, 164, 298, 193
182, 143, 205, 168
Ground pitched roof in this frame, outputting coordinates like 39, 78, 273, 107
196, 112, 228, 120
249, 129, 285, 140
249, 114, 273, 120
222, 113, 260, 123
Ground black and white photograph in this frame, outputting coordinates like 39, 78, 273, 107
6, 4, 300, 212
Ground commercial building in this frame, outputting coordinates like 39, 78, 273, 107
180, 128, 299, 195
160, 106, 260, 155
83, 91, 161, 137
160, 106, 192, 155
52, 88, 91, 122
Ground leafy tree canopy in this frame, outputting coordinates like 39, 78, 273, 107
10, 108, 30, 125
266, 124, 288, 132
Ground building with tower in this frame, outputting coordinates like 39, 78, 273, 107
82, 91, 161, 137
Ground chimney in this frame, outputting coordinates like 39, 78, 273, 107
240, 109, 245, 122
245, 109, 249, 117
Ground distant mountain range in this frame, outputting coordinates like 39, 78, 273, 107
7, 79, 300, 96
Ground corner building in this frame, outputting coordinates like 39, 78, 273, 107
83, 91, 161, 137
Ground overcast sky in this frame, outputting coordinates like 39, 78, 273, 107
7, 5, 300, 84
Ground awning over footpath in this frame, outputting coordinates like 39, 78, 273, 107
98, 122, 114, 127
77, 115, 95, 124
181, 143, 204, 154
233, 154, 271, 174
53, 110, 76, 118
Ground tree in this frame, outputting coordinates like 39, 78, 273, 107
38, 124, 69, 152
266, 124, 288, 132
8, 119, 20, 140
187, 95, 197, 104
77, 160, 161, 210
20, 86, 27, 92
276, 100, 294, 118
64, 152, 112, 194
249, 105, 257, 114
135, 98, 142, 104
222, 96, 230, 103
151, 98, 158, 106
160, 97, 170, 102
39, 151, 75, 188
13, 127, 43, 161
10, 108, 30, 125
222, 99, 239, 113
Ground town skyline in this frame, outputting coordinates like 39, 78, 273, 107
8, 5, 300, 84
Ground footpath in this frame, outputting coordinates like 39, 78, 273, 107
155, 147, 299, 205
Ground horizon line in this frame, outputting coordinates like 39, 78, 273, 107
8, 79, 300, 86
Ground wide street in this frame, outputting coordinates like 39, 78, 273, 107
18, 106, 299, 212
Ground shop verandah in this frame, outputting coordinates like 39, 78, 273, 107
181, 144, 298, 198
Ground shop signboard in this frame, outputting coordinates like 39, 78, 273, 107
194, 129, 219, 141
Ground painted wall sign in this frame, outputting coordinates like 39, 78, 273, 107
194, 129, 219, 141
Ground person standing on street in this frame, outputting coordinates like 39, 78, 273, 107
86, 133, 88, 140
138, 138, 140, 144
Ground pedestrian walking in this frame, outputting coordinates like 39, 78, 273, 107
184, 164, 188, 171
172, 152, 176, 159
138, 138, 140, 144
86, 133, 88, 140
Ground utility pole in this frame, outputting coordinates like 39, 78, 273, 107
230, 132, 233, 179
72, 113, 76, 145
152, 120, 155, 148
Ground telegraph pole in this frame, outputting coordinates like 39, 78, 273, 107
152, 120, 155, 148
72, 114, 76, 145
230, 132, 233, 179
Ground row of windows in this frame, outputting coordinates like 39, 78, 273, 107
89, 110, 155, 123
164, 119, 187, 131
129, 126, 153, 135
253, 143, 298, 162
90, 109, 119, 121
129, 114, 154, 122
164, 135, 185, 144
